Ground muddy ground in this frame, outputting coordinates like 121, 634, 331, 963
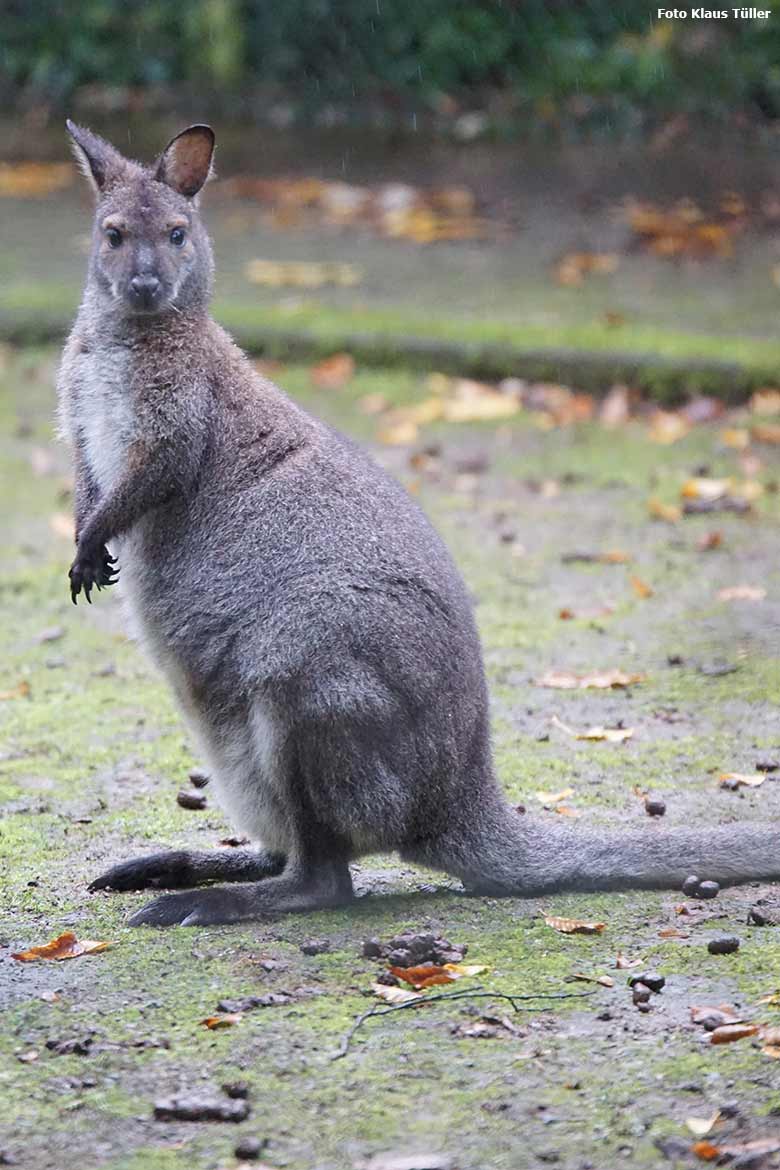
1, 348, 780, 1170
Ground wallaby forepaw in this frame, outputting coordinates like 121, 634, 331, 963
69, 545, 118, 604
128, 887, 247, 928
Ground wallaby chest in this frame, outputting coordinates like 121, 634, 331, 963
72, 343, 138, 495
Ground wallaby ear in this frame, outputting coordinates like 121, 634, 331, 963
155, 125, 215, 198
66, 119, 128, 195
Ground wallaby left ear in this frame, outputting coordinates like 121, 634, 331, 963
155, 125, 215, 198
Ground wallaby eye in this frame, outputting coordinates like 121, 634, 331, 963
106, 227, 123, 249
170, 227, 186, 247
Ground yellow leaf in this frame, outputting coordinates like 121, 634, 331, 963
535, 786, 575, 804
647, 497, 682, 523
577, 726, 634, 743
377, 420, 419, 447
648, 410, 690, 444
443, 963, 489, 977
720, 427, 750, 450
681, 477, 731, 501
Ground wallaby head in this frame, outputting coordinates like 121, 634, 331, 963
66, 121, 215, 317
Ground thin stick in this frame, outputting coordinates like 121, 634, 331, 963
331, 987, 596, 1061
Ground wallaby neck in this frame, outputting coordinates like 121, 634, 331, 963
79, 287, 211, 350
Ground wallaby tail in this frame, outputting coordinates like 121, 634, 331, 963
415, 795, 780, 896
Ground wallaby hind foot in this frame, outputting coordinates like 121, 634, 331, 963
90, 847, 285, 892
127, 859, 354, 927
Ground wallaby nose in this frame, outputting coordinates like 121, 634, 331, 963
130, 275, 161, 308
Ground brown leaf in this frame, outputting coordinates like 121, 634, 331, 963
658, 927, 689, 939
0, 680, 31, 701
615, 953, 643, 969
751, 422, 780, 445
630, 575, 653, 599
389, 964, 457, 990
310, 352, 355, 389
691, 1140, 721, 1161
12, 930, 112, 962
199, 1013, 242, 1029
557, 603, 615, 621
545, 915, 606, 935
697, 531, 723, 551
709, 1023, 759, 1044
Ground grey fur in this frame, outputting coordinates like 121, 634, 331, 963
57, 124, 779, 927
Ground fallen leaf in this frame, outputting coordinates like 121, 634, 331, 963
578, 726, 634, 743
615, 953, 644, 969
751, 422, 780, 445
372, 983, 422, 1005
681, 476, 731, 501
648, 410, 690, 444
750, 387, 780, 415
544, 915, 605, 935
569, 972, 615, 987
690, 1004, 741, 1027
717, 585, 766, 602
377, 419, 419, 446
0, 161, 74, 197
686, 1112, 721, 1137
630, 575, 653, 599
557, 604, 615, 621
0, 680, 31, 701
719, 772, 765, 789
709, 1023, 759, 1044
647, 497, 682, 523
691, 1140, 721, 1161
658, 927, 689, 939
720, 427, 750, 449
389, 964, 458, 990
697, 531, 722, 551
536, 669, 645, 690
443, 963, 489, 978
535, 786, 575, 805
599, 384, 631, 428
12, 930, 112, 962
310, 352, 355, 389
200, 1013, 242, 1029
761, 1044, 780, 1059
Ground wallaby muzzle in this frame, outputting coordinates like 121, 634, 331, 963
128, 274, 163, 312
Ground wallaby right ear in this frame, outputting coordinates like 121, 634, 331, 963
66, 119, 128, 195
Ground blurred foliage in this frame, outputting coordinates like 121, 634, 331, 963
3, 0, 780, 128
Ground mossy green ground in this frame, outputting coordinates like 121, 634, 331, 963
2, 348, 780, 1170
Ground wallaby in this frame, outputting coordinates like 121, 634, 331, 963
58, 122, 779, 927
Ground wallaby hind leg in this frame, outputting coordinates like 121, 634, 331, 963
89, 847, 285, 892
128, 855, 354, 926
